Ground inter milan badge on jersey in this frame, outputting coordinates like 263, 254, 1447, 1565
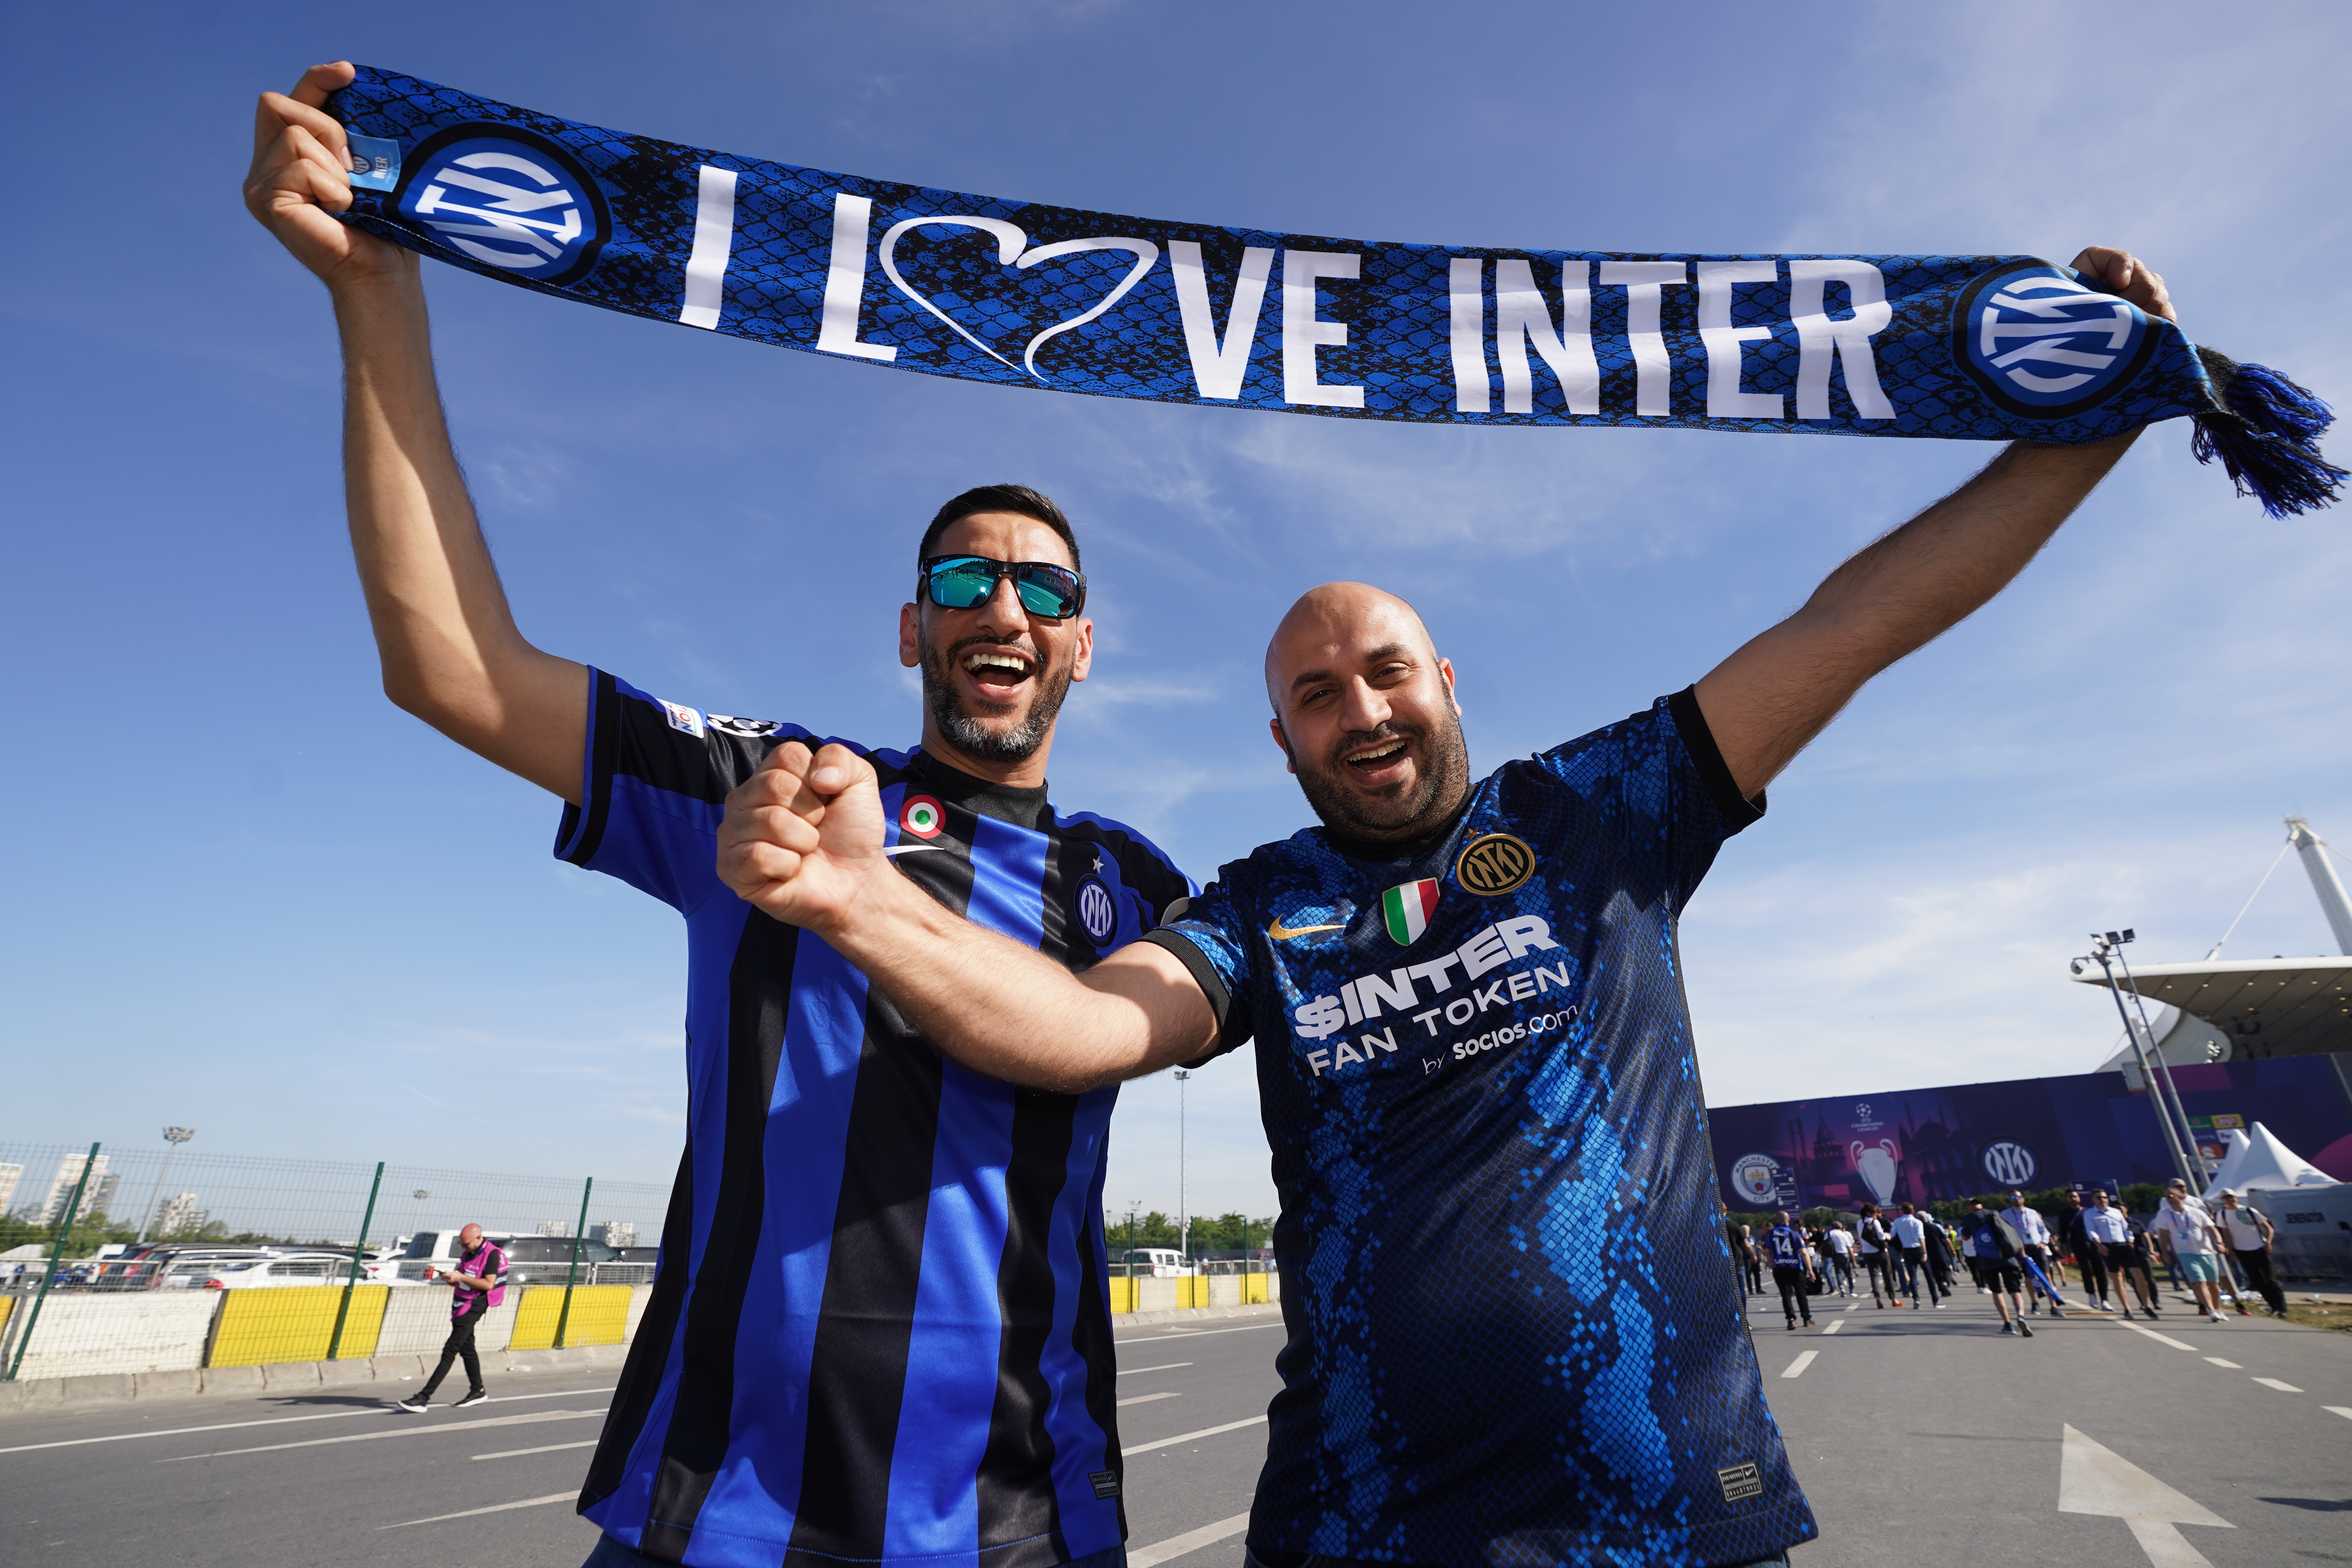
1380, 879, 1440, 946
899, 795, 944, 839
1073, 874, 1118, 946
1951, 263, 2154, 419
1454, 832, 1536, 896
394, 125, 611, 287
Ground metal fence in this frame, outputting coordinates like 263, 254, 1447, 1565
0, 1141, 670, 1382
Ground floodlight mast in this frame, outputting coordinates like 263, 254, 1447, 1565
2083, 934, 2200, 1187
135, 1125, 196, 1245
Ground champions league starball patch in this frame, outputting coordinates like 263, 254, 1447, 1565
326, 65, 2344, 517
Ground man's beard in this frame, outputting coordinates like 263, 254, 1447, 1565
920, 630, 1074, 765
1288, 711, 1470, 842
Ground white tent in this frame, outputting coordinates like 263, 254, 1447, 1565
2201, 1122, 2341, 1201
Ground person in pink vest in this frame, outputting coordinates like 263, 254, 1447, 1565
398, 1223, 508, 1411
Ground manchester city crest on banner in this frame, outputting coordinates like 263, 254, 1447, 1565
1952, 263, 2154, 418
395, 125, 610, 287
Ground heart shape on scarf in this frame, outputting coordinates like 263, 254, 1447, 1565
877, 216, 1160, 379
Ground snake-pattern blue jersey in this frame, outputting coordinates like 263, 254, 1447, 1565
1142, 690, 1816, 1568
555, 671, 1193, 1568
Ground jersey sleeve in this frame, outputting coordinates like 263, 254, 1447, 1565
1533, 686, 1764, 909
552, 669, 814, 913
1137, 869, 1261, 1063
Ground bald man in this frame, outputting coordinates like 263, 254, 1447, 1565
714, 244, 2171, 1568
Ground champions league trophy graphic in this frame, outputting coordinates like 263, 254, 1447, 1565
1851, 1139, 1900, 1207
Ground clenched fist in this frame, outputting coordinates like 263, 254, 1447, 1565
717, 741, 896, 935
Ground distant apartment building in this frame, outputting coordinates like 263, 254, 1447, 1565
0, 1163, 20, 1216
38, 1152, 109, 1226
590, 1221, 636, 1249
152, 1193, 205, 1237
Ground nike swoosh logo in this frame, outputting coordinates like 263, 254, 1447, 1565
1269, 917, 1345, 940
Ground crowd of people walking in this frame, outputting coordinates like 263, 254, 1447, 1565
1723, 1178, 2293, 1335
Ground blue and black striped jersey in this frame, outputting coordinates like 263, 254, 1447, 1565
556, 670, 1193, 1568
1145, 691, 1817, 1568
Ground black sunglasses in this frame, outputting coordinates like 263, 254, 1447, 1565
918, 555, 1086, 619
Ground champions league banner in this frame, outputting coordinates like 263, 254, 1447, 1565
1708, 1056, 2352, 1213
326, 65, 2343, 516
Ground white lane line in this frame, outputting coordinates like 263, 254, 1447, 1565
1120, 1362, 1193, 1376
1821, 1321, 1844, 1336
1129, 1510, 1254, 1568
1123, 1416, 1267, 1455
2326, 1406, 2352, 1421
0, 1386, 616, 1456
1117, 1392, 1182, 1407
162, 1408, 602, 1461
1843, 1303, 1860, 1313
380, 1490, 577, 1530
2252, 1377, 2303, 1393
1117, 1323, 1287, 1344
1780, 1352, 1817, 1380
474, 1439, 599, 1461
2202, 1357, 2242, 1369
2118, 1321, 2198, 1352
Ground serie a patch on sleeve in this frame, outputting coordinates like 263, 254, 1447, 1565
326, 65, 2341, 516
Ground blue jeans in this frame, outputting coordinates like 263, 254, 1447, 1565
584, 1537, 1130, 1568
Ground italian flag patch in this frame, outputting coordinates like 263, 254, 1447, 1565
1380, 879, 1440, 946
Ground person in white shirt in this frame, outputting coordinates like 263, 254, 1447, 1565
1822, 1221, 1856, 1296
2089, 1194, 2161, 1318
2004, 1192, 2056, 1314
1889, 1204, 1942, 1309
2151, 1180, 2229, 1322
2214, 1189, 2287, 1317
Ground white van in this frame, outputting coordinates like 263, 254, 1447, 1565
1119, 1248, 1189, 1277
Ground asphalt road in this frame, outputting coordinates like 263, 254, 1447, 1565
2, 1287, 2346, 1568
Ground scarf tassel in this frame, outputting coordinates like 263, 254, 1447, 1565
2189, 347, 2347, 518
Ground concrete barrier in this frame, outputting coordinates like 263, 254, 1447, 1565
6, 1292, 223, 1381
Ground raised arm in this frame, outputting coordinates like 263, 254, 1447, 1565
715, 743, 1219, 1093
244, 62, 586, 800
1693, 247, 2174, 801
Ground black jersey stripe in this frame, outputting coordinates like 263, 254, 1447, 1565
639, 911, 799, 1559
785, 801, 983, 1561
579, 1140, 696, 1511
558, 669, 625, 867
973, 1088, 1080, 1550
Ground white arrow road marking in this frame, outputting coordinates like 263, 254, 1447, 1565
1780, 1351, 1817, 1379
1123, 1416, 1265, 1455
1117, 1391, 1183, 1407
2251, 1377, 2303, 1392
2058, 1425, 2231, 1568
1822, 1320, 1844, 1335
1129, 1511, 1254, 1568
381, 1491, 577, 1530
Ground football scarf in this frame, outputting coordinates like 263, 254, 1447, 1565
326, 65, 2342, 517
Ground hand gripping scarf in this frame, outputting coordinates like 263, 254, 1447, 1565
327, 65, 2342, 516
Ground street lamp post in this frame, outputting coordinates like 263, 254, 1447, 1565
136, 1127, 196, 1245
1173, 1069, 1191, 1266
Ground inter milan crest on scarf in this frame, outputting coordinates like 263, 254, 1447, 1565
327, 66, 2343, 517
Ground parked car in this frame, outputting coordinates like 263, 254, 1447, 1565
95, 1247, 279, 1290
195, 1252, 363, 1290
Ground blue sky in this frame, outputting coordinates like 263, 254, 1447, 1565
4, 3, 2348, 1222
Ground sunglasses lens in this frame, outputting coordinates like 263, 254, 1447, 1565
1014, 567, 1078, 618
928, 560, 996, 609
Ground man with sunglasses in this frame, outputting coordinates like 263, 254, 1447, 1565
715, 238, 2172, 1568
247, 65, 1193, 1568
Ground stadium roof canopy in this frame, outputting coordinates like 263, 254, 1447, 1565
2070, 956, 2352, 1059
